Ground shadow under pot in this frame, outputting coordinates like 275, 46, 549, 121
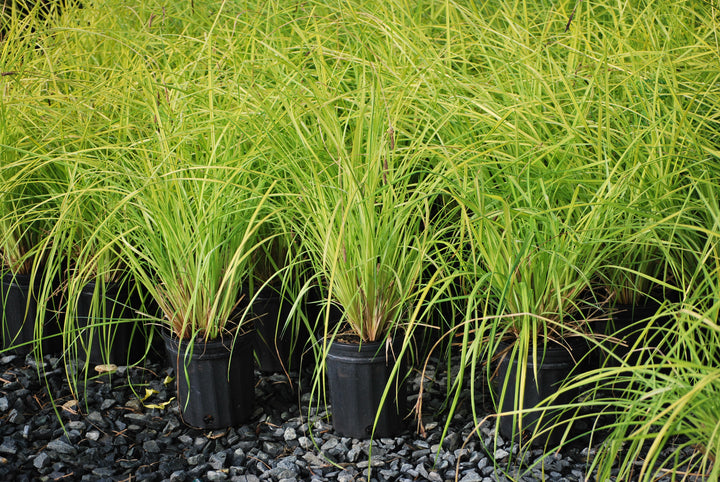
326, 337, 407, 439
163, 330, 255, 430
74, 280, 147, 366
252, 288, 303, 374
494, 337, 589, 449
1, 272, 60, 355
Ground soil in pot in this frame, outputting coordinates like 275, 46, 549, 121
74, 279, 147, 367
494, 337, 589, 448
1, 272, 60, 356
163, 329, 255, 430
326, 335, 407, 439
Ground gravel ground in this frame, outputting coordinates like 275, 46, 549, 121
0, 352, 600, 482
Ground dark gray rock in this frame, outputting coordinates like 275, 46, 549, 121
427, 472, 443, 482
263, 441, 283, 457
187, 454, 205, 466
169, 470, 185, 481
356, 459, 385, 468
86, 411, 106, 426
380, 469, 398, 479
346, 445, 361, 463
336, 468, 358, 482
494, 448, 509, 460
303, 452, 326, 467
209, 451, 228, 470
0, 440, 17, 455
47, 439, 76, 455
91, 466, 116, 477
7, 408, 24, 424
230, 448, 246, 466
143, 440, 161, 453
237, 440, 256, 451
124, 413, 147, 423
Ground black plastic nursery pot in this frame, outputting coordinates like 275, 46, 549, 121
495, 337, 589, 448
163, 330, 255, 430
326, 337, 407, 439
252, 287, 302, 374
1, 272, 60, 355
75, 279, 146, 367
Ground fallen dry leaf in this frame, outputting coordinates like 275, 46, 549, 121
144, 398, 174, 410
141, 388, 159, 401
62, 399, 78, 414
94, 364, 118, 374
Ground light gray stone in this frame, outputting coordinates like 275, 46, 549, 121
346, 445, 361, 463
209, 452, 227, 470
33, 452, 49, 469
427, 472, 443, 482
494, 448, 509, 460
187, 454, 204, 466
231, 476, 260, 482
320, 437, 338, 452
206, 470, 228, 481
303, 452, 326, 467
283, 427, 297, 441
298, 436, 313, 450
459, 471, 483, 482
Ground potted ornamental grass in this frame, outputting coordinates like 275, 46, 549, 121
0, 40, 47, 355
115, 49, 278, 428
0, 3, 155, 361
44, 149, 153, 372
432, 0, 720, 457
450, 172, 612, 450
590, 306, 720, 482
118, 156, 277, 429
581, 175, 720, 481
259, 13, 469, 438
0, 162, 47, 355
62, 183, 147, 373
261, 66, 456, 439
606, 173, 719, 482
0, 123, 63, 357
593, 161, 702, 374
